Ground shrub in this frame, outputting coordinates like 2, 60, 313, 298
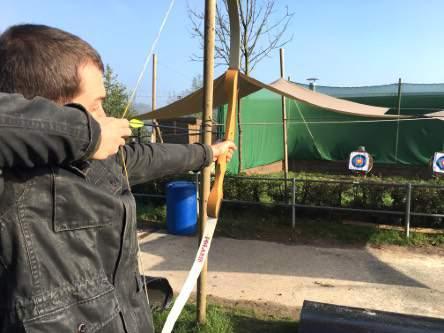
132, 172, 444, 228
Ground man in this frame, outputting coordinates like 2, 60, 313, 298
0, 24, 235, 332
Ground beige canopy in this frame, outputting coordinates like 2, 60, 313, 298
138, 71, 393, 120
425, 110, 444, 119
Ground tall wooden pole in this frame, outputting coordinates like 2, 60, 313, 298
151, 54, 157, 143
151, 54, 163, 143
197, 0, 216, 324
280, 48, 289, 180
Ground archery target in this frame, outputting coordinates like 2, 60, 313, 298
349, 152, 370, 172
433, 152, 444, 174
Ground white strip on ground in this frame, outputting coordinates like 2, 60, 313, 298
161, 217, 218, 333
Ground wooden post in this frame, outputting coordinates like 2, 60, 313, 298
150, 54, 163, 143
151, 54, 157, 143
280, 48, 289, 182
237, 96, 242, 174
197, 0, 216, 324
394, 78, 402, 162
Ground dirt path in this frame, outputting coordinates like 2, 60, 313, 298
139, 232, 444, 320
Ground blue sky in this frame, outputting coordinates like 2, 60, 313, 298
1, 0, 444, 107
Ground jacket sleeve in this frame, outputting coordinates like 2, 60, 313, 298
122, 142, 213, 186
0, 93, 100, 168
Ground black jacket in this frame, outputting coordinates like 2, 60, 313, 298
0, 97, 213, 332
0, 93, 100, 168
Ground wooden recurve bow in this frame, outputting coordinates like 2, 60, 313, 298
207, 0, 240, 218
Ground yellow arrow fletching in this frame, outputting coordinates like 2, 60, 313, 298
129, 118, 145, 129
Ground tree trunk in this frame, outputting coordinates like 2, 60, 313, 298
237, 96, 242, 174
237, 29, 249, 174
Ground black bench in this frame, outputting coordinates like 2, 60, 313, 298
299, 300, 444, 333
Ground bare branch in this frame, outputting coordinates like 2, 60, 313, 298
187, 0, 294, 74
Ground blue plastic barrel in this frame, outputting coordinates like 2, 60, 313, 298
166, 181, 197, 235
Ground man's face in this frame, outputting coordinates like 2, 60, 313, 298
70, 62, 106, 118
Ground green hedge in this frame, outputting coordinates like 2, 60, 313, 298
132, 172, 444, 228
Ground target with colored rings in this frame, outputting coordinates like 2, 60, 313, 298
435, 156, 444, 171
351, 154, 367, 168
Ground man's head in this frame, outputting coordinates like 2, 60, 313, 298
0, 24, 106, 116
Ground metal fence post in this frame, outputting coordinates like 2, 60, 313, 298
292, 178, 296, 229
137, 128, 142, 143
405, 183, 412, 238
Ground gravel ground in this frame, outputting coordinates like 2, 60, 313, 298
139, 232, 444, 319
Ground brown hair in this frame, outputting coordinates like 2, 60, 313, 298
0, 24, 104, 103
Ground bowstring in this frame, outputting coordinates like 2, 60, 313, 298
121, 0, 176, 119
118, 0, 176, 313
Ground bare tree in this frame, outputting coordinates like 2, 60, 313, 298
189, 0, 293, 173
189, 0, 294, 75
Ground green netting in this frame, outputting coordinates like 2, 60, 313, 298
218, 90, 284, 174
219, 88, 444, 174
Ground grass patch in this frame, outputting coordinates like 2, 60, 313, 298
369, 229, 444, 247
153, 303, 297, 333
217, 205, 444, 249
283, 171, 444, 185
135, 198, 166, 229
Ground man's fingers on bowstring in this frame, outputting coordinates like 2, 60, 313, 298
118, 118, 130, 128
120, 118, 130, 125
120, 126, 132, 138
113, 119, 131, 137
106, 118, 131, 139
109, 139, 125, 156
90, 116, 133, 159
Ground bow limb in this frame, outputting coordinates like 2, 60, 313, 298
207, 69, 238, 218
206, 0, 240, 218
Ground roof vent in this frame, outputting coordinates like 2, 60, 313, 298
307, 78, 319, 91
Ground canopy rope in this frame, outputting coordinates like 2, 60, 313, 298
122, 0, 176, 119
